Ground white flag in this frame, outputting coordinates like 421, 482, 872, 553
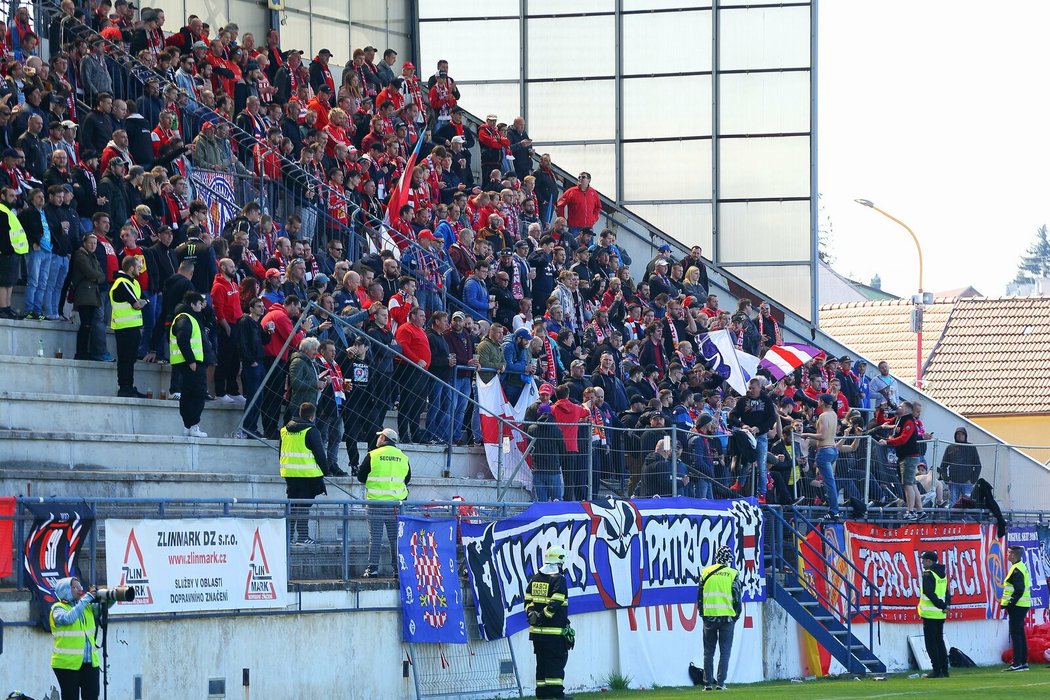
698, 329, 753, 395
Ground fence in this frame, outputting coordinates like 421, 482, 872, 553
235, 300, 536, 499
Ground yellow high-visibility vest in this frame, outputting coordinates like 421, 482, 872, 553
279, 426, 324, 478
109, 276, 143, 329
168, 312, 203, 364
1002, 561, 1033, 608
2, 203, 27, 254
50, 601, 99, 670
365, 444, 409, 501
701, 564, 738, 617
918, 570, 947, 620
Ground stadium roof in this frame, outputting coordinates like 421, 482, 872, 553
819, 296, 1050, 415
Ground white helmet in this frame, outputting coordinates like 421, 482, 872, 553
544, 545, 567, 566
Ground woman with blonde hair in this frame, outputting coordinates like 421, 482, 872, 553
682, 265, 707, 300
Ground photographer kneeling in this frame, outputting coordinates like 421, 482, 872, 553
50, 577, 115, 700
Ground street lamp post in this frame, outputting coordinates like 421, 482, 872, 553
854, 199, 926, 389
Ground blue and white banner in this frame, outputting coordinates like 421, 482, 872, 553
698, 330, 757, 395
1009, 525, 1050, 608
397, 516, 468, 644
461, 497, 765, 640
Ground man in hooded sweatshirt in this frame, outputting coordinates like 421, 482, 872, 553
280, 401, 329, 545
918, 550, 950, 678
49, 576, 115, 700
940, 427, 983, 506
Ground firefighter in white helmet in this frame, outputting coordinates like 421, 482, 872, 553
526, 545, 574, 699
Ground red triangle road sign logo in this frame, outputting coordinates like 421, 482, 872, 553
244, 528, 277, 601
119, 529, 153, 605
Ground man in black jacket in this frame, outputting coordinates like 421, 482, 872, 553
79, 93, 114, 157
16, 113, 47, 180
918, 550, 950, 678
729, 378, 778, 503
280, 402, 329, 545
170, 291, 213, 437
157, 259, 195, 365
236, 296, 270, 438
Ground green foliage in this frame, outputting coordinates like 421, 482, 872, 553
603, 672, 633, 691
1014, 224, 1050, 284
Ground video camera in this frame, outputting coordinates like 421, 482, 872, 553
94, 586, 136, 603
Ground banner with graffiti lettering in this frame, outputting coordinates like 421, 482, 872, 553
22, 501, 94, 630
843, 521, 1003, 623
397, 516, 468, 644
461, 497, 765, 640
1007, 525, 1049, 608
191, 169, 243, 236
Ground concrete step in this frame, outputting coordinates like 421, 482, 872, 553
0, 390, 247, 438
0, 315, 116, 358
0, 353, 173, 397
0, 465, 527, 503
0, 428, 498, 482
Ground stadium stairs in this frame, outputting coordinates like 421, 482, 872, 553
0, 310, 525, 504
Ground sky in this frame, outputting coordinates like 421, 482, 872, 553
818, 1, 1050, 298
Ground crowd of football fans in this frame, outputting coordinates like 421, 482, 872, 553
0, 2, 984, 512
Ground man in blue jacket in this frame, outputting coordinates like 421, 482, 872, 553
502, 327, 534, 404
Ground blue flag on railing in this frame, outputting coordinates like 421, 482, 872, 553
397, 515, 468, 644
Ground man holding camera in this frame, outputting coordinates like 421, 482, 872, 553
918, 550, 950, 678
49, 577, 117, 700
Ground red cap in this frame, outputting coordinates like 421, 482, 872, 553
265, 268, 281, 279
402, 61, 415, 70
539, 383, 555, 395
418, 229, 435, 241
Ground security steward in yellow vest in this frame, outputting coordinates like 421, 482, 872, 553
49, 576, 114, 700
358, 427, 411, 578
526, 545, 573, 700
1002, 544, 1033, 671
169, 291, 210, 437
918, 550, 950, 678
0, 188, 27, 318
280, 401, 330, 545
699, 545, 742, 691
110, 256, 148, 398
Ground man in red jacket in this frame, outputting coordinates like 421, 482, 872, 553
556, 172, 602, 236
211, 257, 244, 403
551, 383, 591, 501
259, 295, 313, 439
394, 306, 431, 443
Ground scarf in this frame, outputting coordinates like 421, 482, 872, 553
589, 319, 609, 345
78, 162, 96, 194
317, 354, 344, 404
541, 333, 557, 381
590, 404, 607, 445
758, 313, 782, 346
509, 259, 523, 300
666, 317, 678, 346
735, 326, 744, 350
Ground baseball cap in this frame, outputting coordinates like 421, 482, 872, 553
658, 243, 671, 252
920, 551, 938, 562
318, 48, 333, 56
377, 427, 399, 442
108, 156, 127, 168
418, 229, 435, 242
451, 135, 465, 144
192, 40, 208, 50
451, 311, 466, 321
539, 383, 554, 395
513, 328, 533, 342
402, 61, 415, 70
61, 119, 77, 129
317, 84, 333, 93
265, 268, 281, 279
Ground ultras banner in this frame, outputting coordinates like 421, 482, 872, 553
104, 518, 288, 614
396, 516, 468, 644
1007, 525, 1050, 609
461, 497, 765, 640
843, 521, 1003, 623
22, 501, 94, 629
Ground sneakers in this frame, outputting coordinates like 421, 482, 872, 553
704, 686, 713, 692
327, 466, 349, 477
117, 388, 148, 398
185, 425, 208, 438
716, 684, 727, 690
232, 430, 249, 439
902, 511, 917, 520
231, 394, 246, 404
169, 392, 181, 400
1003, 664, 1029, 672
219, 394, 238, 404
757, 495, 767, 505
295, 537, 317, 546
820, 513, 840, 522
915, 511, 928, 521
729, 482, 742, 493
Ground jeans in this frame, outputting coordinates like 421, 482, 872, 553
240, 362, 265, 434
695, 478, 713, 500
317, 408, 343, 472
25, 248, 51, 314
451, 373, 471, 442
425, 378, 452, 443
366, 503, 399, 572
949, 481, 974, 506
815, 446, 841, 516
534, 471, 564, 502
754, 434, 768, 496
45, 253, 69, 317
703, 617, 736, 686
91, 293, 111, 357
138, 291, 159, 356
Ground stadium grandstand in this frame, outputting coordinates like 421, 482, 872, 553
1, 1, 1049, 698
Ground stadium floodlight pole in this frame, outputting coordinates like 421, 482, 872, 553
854, 198, 925, 389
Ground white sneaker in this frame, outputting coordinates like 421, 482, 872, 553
169, 392, 181, 400
183, 427, 190, 436
231, 394, 246, 404
219, 394, 237, 404
187, 425, 208, 438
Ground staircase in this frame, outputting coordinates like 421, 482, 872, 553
764, 507, 886, 675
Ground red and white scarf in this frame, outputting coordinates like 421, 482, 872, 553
758, 313, 782, 346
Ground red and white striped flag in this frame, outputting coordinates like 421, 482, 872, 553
759, 342, 822, 381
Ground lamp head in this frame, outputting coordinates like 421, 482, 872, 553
854, 198, 874, 207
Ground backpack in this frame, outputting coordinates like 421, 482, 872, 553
949, 647, 976, 668
688, 662, 707, 686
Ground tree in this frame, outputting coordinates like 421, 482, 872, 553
1014, 224, 1050, 284
817, 193, 835, 265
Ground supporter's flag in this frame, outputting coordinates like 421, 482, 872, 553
382, 124, 426, 250
760, 342, 822, 381
0, 496, 14, 578
476, 376, 536, 490
697, 330, 754, 395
